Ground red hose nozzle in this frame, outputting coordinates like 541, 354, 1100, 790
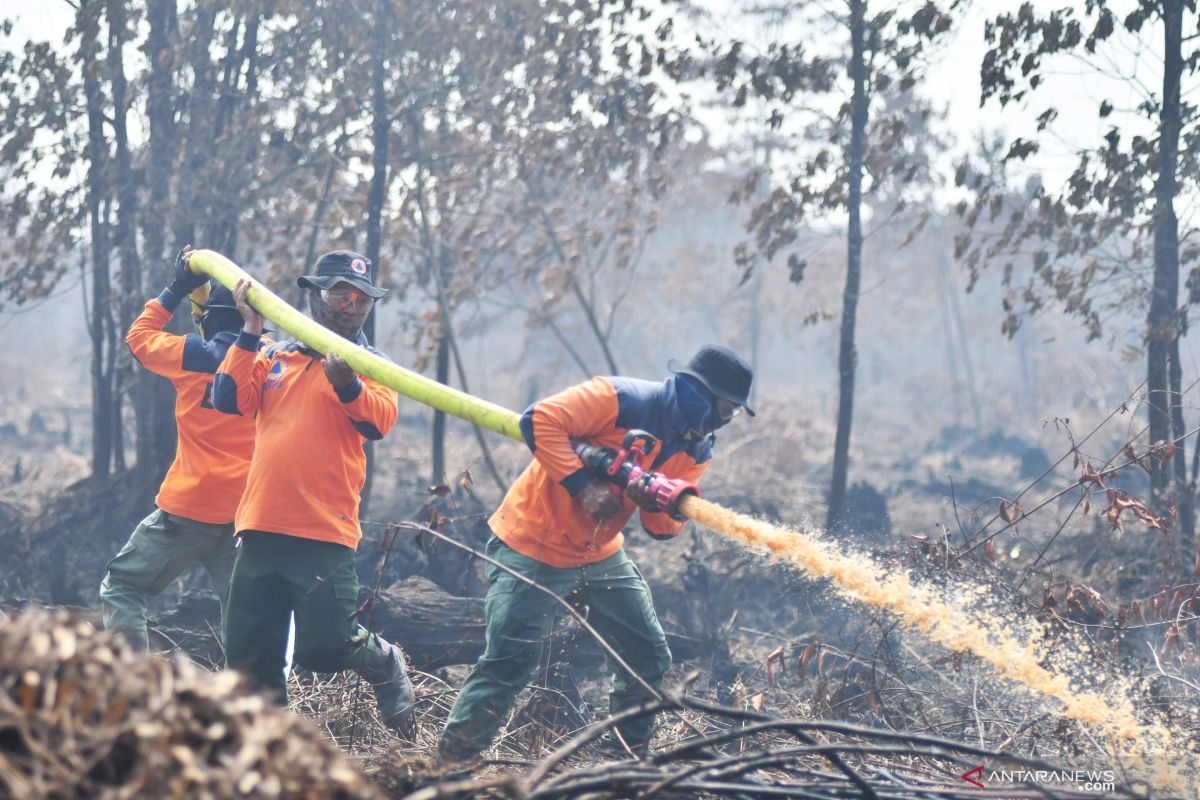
628, 472, 699, 520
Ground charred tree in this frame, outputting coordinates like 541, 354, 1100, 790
106, 0, 152, 482
431, 334, 450, 485
961, 0, 1200, 560
826, 0, 869, 533
142, 0, 180, 481
81, 0, 115, 482
1148, 0, 1190, 550
361, 0, 391, 517
703, 2, 954, 534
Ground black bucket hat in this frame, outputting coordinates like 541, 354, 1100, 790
668, 344, 756, 417
297, 250, 389, 299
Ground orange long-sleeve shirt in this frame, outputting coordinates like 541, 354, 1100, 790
213, 330, 398, 550
125, 290, 259, 524
491, 376, 712, 567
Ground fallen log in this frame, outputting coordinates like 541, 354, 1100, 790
370, 576, 700, 671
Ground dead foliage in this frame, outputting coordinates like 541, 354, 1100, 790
0, 607, 379, 799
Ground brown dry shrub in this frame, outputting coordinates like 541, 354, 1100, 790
0, 607, 379, 799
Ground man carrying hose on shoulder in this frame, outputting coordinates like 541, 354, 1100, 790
101, 245, 259, 651
437, 345, 754, 763
208, 250, 416, 731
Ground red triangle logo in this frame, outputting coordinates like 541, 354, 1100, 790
961, 766, 984, 788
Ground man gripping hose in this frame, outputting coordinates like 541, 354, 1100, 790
210, 250, 416, 731
101, 246, 258, 650
438, 345, 755, 762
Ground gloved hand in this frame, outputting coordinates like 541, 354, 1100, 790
624, 474, 660, 513
168, 245, 208, 296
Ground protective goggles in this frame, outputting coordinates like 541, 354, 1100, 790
717, 398, 745, 420
320, 286, 375, 311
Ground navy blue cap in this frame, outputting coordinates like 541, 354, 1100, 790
297, 250, 389, 299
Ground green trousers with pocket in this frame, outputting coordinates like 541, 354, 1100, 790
99, 507, 237, 651
441, 535, 672, 756
222, 530, 387, 704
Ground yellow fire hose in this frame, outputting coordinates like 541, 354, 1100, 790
191, 249, 716, 520
190, 250, 524, 442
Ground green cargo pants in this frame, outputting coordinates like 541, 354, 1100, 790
441, 535, 672, 756
223, 530, 387, 704
99, 507, 237, 651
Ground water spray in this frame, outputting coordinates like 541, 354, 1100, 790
189, 249, 1196, 792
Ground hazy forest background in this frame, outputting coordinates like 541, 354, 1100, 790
2, 0, 1200, 796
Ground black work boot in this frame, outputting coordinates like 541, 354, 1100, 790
356, 634, 416, 733
434, 736, 482, 779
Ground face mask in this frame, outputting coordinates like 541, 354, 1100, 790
198, 309, 242, 342
675, 374, 725, 435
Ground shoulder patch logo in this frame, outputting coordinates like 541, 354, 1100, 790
265, 358, 289, 390
350, 258, 368, 275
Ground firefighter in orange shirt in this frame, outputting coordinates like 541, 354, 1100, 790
439, 345, 754, 762
100, 246, 258, 650
209, 250, 414, 731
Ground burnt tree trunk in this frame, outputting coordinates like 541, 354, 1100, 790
1170, 340, 1193, 552
107, 0, 151, 481
173, 5, 214, 248
407, 109, 454, 486
81, 0, 115, 482
142, 0, 180, 480
826, 0, 868, 534
370, 577, 699, 671
1148, 0, 1190, 561
205, 11, 259, 256
431, 334, 450, 484
361, 0, 391, 518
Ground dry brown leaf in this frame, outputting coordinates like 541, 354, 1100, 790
999, 499, 1021, 524
798, 642, 820, 678
1080, 463, 1105, 487
765, 646, 785, 687
1151, 439, 1177, 464
1102, 489, 1168, 532
1163, 625, 1182, 656
1074, 583, 1110, 618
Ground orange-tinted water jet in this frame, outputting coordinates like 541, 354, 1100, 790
680, 495, 1197, 793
